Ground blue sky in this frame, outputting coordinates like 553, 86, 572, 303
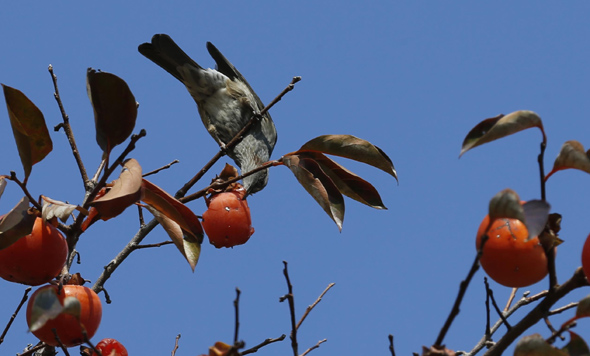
1, 2, 590, 355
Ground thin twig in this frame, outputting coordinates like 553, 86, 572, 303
388, 334, 396, 356
171, 334, 181, 356
234, 288, 241, 344
279, 261, 299, 356
48, 64, 89, 184
175, 77, 301, 199
485, 279, 511, 331
481, 268, 589, 356
51, 329, 70, 356
300, 339, 327, 356
296, 283, 335, 330
92, 218, 159, 298
0, 287, 31, 344
242, 335, 286, 355
143, 160, 180, 177
134, 240, 174, 249
17, 343, 45, 356
504, 288, 518, 312
180, 160, 281, 204
7, 171, 42, 211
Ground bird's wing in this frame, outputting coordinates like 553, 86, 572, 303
139, 34, 202, 83
206, 42, 268, 114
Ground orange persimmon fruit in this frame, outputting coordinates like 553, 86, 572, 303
91, 338, 129, 356
202, 192, 254, 248
26, 284, 102, 347
0, 217, 68, 286
476, 214, 548, 288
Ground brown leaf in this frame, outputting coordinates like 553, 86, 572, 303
514, 334, 567, 356
522, 200, 551, 242
460, 110, 545, 157
575, 294, 590, 319
545, 140, 590, 180
2, 85, 53, 183
488, 189, 524, 223
299, 135, 398, 182
0, 177, 6, 200
41, 195, 88, 223
297, 151, 386, 209
86, 69, 137, 155
141, 179, 203, 239
90, 159, 143, 219
283, 154, 344, 230
563, 331, 590, 356
145, 206, 201, 271
0, 197, 36, 250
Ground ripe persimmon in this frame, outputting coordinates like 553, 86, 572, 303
26, 284, 102, 347
476, 214, 548, 288
582, 233, 590, 281
202, 192, 255, 248
0, 217, 68, 286
91, 338, 129, 356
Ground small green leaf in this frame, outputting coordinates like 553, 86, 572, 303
2, 85, 53, 183
460, 110, 545, 157
87, 69, 137, 156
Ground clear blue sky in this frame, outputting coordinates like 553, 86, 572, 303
1, 2, 590, 355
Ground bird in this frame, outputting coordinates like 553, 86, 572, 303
138, 34, 277, 195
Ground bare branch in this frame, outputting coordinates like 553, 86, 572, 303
49, 65, 89, 184
0, 287, 31, 345
300, 338, 326, 356
242, 335, 286, 355
296, 283, 335, 330
143, 160, 180, 177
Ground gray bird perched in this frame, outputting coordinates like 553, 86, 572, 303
138, 34, 277, 195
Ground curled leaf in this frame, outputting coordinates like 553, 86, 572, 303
0, 177, 5, 200
146, 206, 201, 271
90, 159, 143, 220
0, 196, 36, 250
41, 195, 88, 223
514, 334, 567, 356
488, 189, 524, 223
460, 110, 545, 157
545, 140, 590, 181
563, 331, 590, 356
575, 294, 590, 319
283, 154, 344, 230
141, 179, 203, 239
28, 288, 81, 333
522, 200, 551, 242
299, 134, 398, 182
298, 151, 386, 209
87, 69, 137, 155
3, 85, 53, 183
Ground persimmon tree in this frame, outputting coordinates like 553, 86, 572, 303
0, 49, 396, 355
0, 46, 589, 356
